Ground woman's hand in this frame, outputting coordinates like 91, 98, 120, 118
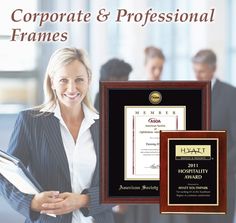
113, 205, 128, 214
31, 191, 63, 212
40, 192, 89, 215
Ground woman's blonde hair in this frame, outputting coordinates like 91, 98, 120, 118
37, 47, 96, 113
144, 46, 165, 64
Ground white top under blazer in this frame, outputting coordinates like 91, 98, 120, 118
53, 103, 98, 223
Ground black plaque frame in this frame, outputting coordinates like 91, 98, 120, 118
100, 81, 211, 203
160, 131, 226, 213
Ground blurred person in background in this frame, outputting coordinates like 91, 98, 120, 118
0, 47, 114, 223
94, 58, 132, 223
94, 58, 132, 112
189, 49, 236, 223
144, 46, 165, 81
122, 46, 188, 223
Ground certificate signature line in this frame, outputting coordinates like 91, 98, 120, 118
145, 163, 160, 169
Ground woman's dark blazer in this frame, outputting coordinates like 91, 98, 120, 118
0, 110, 114, 223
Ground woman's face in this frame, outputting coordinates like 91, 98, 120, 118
51, 59, 90, 109
146, 57, 164, 81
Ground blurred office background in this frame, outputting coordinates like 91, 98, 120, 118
0, 0, 235, 222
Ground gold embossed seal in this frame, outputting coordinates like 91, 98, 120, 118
149, 91, 162, 104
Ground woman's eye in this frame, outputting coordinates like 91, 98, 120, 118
76, 78, 84, 82
60, 79, 68, 83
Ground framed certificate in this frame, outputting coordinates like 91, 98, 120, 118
125, 106, 186, 181
100, 81, 211, 203
160, 131, 226, 214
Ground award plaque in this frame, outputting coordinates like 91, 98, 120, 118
100, 81, 211, 203
160, 131, 226, 213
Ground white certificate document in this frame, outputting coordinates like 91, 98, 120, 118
0, 158, 40, 194
125, 106, 186, 180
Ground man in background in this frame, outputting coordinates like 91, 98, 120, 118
94, 58, 132, 223
94, 58, 132, 111
190, 49, 236, 223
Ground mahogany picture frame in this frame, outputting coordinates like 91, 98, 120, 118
160, 130, 226, 214
100, 81, 211, 204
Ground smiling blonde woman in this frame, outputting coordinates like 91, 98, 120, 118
0, 47, 114, 223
